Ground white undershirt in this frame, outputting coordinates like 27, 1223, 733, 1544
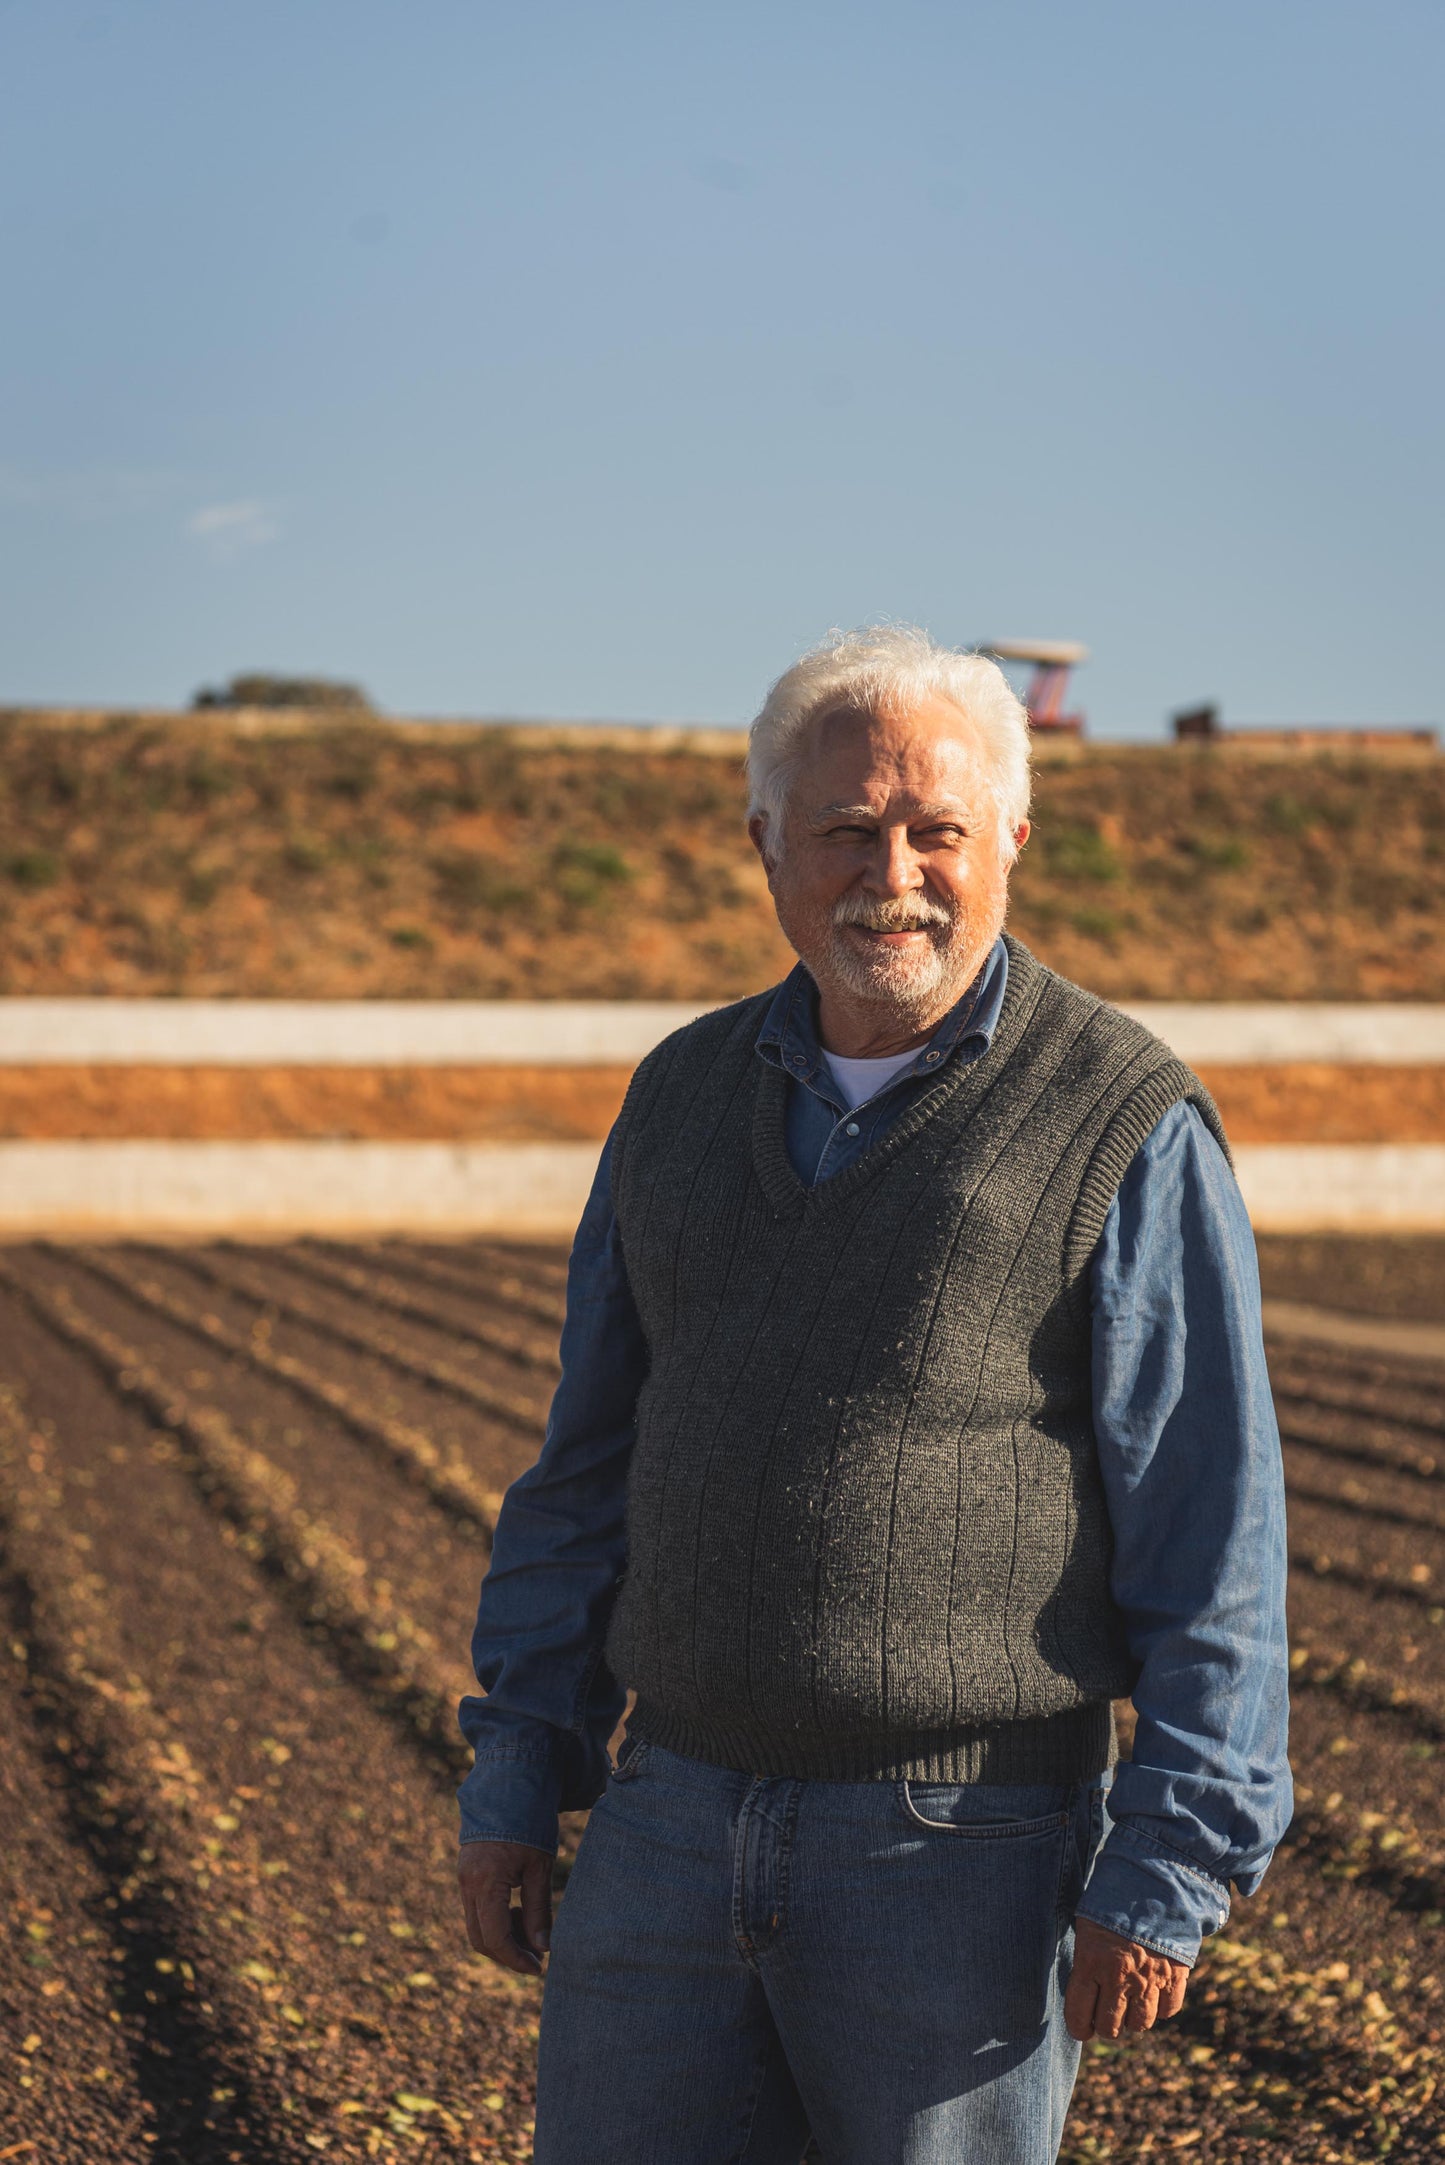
821, 1046, 920, 1112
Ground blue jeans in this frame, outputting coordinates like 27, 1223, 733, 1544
534, 1740, 1108, 2164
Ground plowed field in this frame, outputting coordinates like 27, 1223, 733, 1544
1, 1238, 1442, 2163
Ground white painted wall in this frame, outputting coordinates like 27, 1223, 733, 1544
0, 1000, 715, 1065
0, 1140, 1441, 1237
0, 1140, 602, 1237
2, 999, 1444, 1065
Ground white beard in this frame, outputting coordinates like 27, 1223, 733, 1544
825, 935, 959, 1015
774, 880, 1007, 1032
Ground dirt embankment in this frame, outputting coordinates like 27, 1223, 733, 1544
0, 1062, 1442, 1142
1, 710, 1441, 1001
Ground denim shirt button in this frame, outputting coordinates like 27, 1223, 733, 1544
845, 1121, 860, 1137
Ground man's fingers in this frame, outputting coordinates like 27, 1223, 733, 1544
1094, 1980, 1131, 2040
462, 1885, 488, 1956
519, 1852, 554, 1958
471, 1894, 532, 1972
459, 1854, 541, 1975
1063, 1968, 1100, 2043
476, 1880, 542, 1975
1067, 1920, 1195, 2043
458, 1842, 555, 1975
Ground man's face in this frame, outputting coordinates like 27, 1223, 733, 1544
751, 693, 1027, 1033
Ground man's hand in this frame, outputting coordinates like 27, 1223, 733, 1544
1065, 1916, 1189, 2041
458, 1840, 554, 1976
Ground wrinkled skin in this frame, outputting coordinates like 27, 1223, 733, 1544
459, 1839, 553, 1976
1064, 1916, 1191, 2039
749, 692, 1028, 1057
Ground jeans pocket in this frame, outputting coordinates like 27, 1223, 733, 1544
609, 1735, 651, 1784
897, 1779, 1071, 1837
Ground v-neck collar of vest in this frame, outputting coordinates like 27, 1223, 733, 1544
750, 934, 1052, 1217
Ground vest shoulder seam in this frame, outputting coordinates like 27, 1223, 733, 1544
1063, 1060, 1232, 1284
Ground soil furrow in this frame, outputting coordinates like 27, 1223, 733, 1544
1282, 1676, 1445, 1922
99, 1242, 537, 1502
1257, 1237, 1445, 1328
58, 1244, 511, 1535
16, 1250, 522, 1723
173, 1241, 558, 1410
1282, 1801, 1445, 1917
370, 1243, 567, 1325
256, 1245, 558, 1375
1277, 1399, 1445, 1478
0, 1388, 316, 2163
1289, 1547, 1439, 1611
1287, 1459, 1445, 1593
1277, 1413, 1442, 1485
0, 1259, 471, 1771
0, 1621, 154, 2161
454, 1243, 570, 1297
0, 1291, 546, 2161
1283, 1464, 1445, 1539
72, 1240, 547, 1436
1283, 1436, 1445, 1521
1289, 1649, 1445, 1746
1272, 1366, 1445, 1442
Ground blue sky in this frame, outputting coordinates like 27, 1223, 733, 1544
2, 1, 1441, 738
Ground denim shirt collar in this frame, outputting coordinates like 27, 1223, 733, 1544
755, 934, 1010, 1096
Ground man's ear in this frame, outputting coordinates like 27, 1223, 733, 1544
747, 813, 776, 882
1012, 819, 1031, 855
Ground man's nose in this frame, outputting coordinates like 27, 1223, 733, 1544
863, 826, 924, 896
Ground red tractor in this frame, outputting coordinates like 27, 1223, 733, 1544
980, 638, 1088, 737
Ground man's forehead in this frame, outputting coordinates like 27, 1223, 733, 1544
808, 699, 982, 765
800, 703, 990, 810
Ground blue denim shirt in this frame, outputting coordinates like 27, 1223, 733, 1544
458, 939, 1292, 1964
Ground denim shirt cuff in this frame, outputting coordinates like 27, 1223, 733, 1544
457, 1751, 563, 1856
1077, 1822, 1231, 1967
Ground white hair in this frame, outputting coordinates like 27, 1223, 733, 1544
746, 624, 1032, 862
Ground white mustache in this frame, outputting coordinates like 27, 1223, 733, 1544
832, 895, 954, 933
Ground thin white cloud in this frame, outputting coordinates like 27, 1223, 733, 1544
186, 499, 281, 559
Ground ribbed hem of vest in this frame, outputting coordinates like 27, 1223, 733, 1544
627, 1699, 1117, 1786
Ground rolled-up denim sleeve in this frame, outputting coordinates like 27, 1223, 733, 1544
457, 1130, 645, 1852
1078, 1100, 1292, 1965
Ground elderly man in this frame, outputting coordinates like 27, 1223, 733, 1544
456, 626, 1291, 2164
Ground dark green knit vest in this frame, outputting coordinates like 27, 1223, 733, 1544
605, 937, 1229, 1785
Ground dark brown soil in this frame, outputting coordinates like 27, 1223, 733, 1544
1, 1236, 1443, 2160
1257, 1237, 1445, 1324
0, 1645, 153, 2158
2, 710, 1441, 1000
